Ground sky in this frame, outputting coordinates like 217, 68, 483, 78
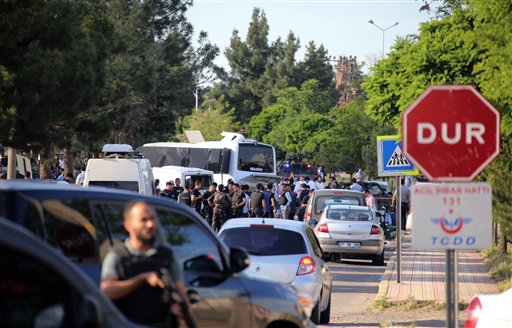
186, 0, 436, 72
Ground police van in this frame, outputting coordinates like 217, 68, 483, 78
83, 144, 156, 195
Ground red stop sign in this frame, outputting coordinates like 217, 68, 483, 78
402, 85, 500, 182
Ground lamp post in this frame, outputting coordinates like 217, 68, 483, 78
368, 20, 399, 58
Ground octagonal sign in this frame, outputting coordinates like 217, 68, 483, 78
402, 85, 500, 182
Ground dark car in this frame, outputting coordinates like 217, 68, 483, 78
278, 162, 317, 180
0, 181, 311, 328
338, 181, 393, 210
0, 217, 141, 327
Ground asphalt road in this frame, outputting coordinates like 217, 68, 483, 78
318, 244, 394, 327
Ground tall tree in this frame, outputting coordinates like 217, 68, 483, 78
0, 0, 112, 176
102, 0, 219, 147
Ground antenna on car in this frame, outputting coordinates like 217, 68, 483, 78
262, 217, 266, 224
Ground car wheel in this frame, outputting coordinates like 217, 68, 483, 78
310, 300, 321, 324
372, 250, 385, 266
331, 253, 342, 263
319, 291, 331, 324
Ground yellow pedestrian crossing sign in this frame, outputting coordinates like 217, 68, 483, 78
377, 135, 419, 177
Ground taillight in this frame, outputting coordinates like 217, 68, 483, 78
370, 225, 382, 235
465, 297, 482, 328
297, 256, 316, 275
317, 223, 329, 233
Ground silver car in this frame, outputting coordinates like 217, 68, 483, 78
313, 205, 385, 266
218, 218, 333, 325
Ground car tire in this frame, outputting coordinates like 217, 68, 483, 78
311, 299, 321, 324
331, 253, 342, 263
319, 291, 331, 324
372, 250, 385, 266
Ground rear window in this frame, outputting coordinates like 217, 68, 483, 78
220, 227, 307, 256
314, 195, 362, 214
88, 181, 138, 193
326, 208, 372, 221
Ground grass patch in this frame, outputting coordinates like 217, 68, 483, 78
374, 298, 391, 310
373, 297, 444, 311
482, 244, 512, 292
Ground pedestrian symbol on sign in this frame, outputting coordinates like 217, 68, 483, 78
386, 146, 411, 167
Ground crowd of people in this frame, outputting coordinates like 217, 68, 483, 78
158, 171, 366, 232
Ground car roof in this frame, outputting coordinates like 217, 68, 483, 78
312, 189, 364, 196
0, 180, 206, 221
220, 218, 308, 233
325, 204, 371, 211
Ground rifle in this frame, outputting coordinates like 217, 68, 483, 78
160, 268, 198, 328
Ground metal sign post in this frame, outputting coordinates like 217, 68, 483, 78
396, 176, 401, 283
446, 249, 458, 328
376, 135, 418, 284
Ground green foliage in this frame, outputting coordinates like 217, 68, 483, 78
247, 79, 335, 158
211, 8, 336, 125
362, 1, 512, 244
179, 98, 239, 141
482, 244, 512, 292
285, 114, 334, 153
363, 9, 479, 131
0, 0, 112, 151
100, 0, 219, 147
316, 97, 374, 174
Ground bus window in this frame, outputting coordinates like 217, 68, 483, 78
237, 144, 274, 173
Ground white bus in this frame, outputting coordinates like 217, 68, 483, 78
139, 132, 280, 188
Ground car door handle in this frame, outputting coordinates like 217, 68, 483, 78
187, 289, 201, 304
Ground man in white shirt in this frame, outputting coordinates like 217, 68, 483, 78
349, 178, 363, 192
75, 166, 85, 185
312, 176, 324, 190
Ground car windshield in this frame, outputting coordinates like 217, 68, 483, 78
325, 208, 373, 222
315, 196, 361, 214
220, 227, 307, 256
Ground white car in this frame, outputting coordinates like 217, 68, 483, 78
313, 204, 385, 265
218, 218, 333, 325
465, 288, 512, 327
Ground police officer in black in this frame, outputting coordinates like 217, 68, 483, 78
248, 183, 266, 217
101, 201, 188, 327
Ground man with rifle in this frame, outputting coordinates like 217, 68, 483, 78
101, 200, 196, 327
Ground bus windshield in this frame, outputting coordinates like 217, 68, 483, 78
237, 144, 274, 173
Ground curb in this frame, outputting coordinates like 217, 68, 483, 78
376, 247, 397, 301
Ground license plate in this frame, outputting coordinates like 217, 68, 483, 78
338, 242, 361, 248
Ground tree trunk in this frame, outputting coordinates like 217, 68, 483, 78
501, 232, 508, 253
7, 147, 17, 179
64, 146, 74, 177
38, 148, 51, 179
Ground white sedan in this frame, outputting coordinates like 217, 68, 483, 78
312, 204, 385, 265
465, 288, 512, 327
218, 218, 332, 325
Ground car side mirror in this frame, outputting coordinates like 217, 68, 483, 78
308, 219, 317, 227
229, 247, 250, 274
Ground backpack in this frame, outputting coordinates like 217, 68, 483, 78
279, 191, 288, 206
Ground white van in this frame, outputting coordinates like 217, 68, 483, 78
83, 144, 156, 195
152, 165, 214, 193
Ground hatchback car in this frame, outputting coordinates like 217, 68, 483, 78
305, 189, 366, 226
218, 218, 332, 324
0, 181, 311, 328
313, 204, 385, 266
0, 217, 141, 327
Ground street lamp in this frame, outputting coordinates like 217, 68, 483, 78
368, 20, 399, 58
